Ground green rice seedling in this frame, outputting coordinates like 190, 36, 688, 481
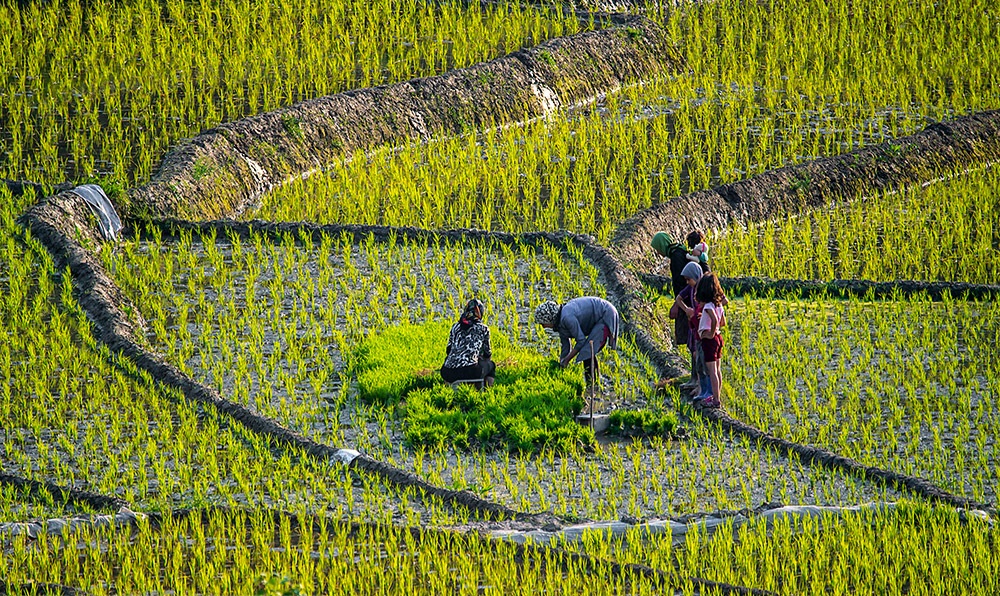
253, 0, 1000, 241
713, 164, 1000, 283
101, 228, 898, 520
353, 321, 590, 452
0, 0, 578, 187
608, 407, 681, 438
1, 193, 450, 524
656, 292, 1000, 503
609, 502, 1000, 595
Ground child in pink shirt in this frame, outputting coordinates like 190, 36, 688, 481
695, 273, 726, 408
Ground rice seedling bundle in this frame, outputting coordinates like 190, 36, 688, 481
353, 321, 590, 452
0, 0, 578, 187
712, 164, 1000, 283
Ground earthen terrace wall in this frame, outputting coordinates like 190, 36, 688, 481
127, 16, 682, 220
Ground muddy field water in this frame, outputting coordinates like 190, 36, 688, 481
96, 233, 904, 522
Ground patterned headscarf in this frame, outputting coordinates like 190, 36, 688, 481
534, 301, 560, 326
460, 299, 484, 328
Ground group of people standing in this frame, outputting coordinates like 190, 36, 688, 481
439, 229, 725, 410
653, 231, 726, 408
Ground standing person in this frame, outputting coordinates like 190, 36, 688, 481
696, 273, 727, 408
651, 231, 690, 297
652, 231, 691, 353
441, 299, 495, 389
686, 230, 710, 272
672, 262, 711, 398
535, 297, 619, 387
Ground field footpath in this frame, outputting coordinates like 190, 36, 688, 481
19, 188, 540, 524
612, 110, 1000, 270
638, 273, 1000, 302
136, 216, 998, 517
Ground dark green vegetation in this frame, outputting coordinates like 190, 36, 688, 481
608, 408, 680, 438
353, 322, 591, 451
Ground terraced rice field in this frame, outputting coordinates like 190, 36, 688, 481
254, 0, 1000, 242
711, 163, 1000, 284
3, 0, 1000, 593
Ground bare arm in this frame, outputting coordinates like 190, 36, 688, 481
675, 294, 694, 317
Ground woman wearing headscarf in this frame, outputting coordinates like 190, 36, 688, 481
671, 262, 710, 396
651, 231, 690, 296
535, 297, 619, 387
441, 299, 495, 388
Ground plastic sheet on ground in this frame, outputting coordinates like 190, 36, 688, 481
71, 184, 122, 241
0, 507, 145, 539
490, 503, 921, 546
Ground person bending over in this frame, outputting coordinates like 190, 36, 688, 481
535, 297, 619, 387
441, 299, 495, 388
651, 231, 690, 297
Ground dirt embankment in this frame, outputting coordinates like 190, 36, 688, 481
18, 195, 544, 524
612, 110, 1000, 272
127, 17, 682, 221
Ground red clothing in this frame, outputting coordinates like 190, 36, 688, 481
687, 301, 703, 352
702, 334, 724, 363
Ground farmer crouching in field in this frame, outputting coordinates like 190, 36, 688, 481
440, 299, 495, 389
535, 297, 619, 387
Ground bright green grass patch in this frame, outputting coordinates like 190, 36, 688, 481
608, 408, 680, 438
352, 321, 591, 451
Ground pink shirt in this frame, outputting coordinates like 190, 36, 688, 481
699, 302, 723, 334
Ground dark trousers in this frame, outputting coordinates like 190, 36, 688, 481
441, 359, 496, 383
583, 356, 599, 386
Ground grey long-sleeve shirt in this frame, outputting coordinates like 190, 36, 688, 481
556, 297, 620, 359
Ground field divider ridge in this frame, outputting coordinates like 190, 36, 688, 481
612, 110, 1000, 272
607, 109, 1000, 515
638, 273, 1000, 302
0, 469, 776, 596
125, 16, 683, 221
0, 489, 777, 596
0, 473, 129, 514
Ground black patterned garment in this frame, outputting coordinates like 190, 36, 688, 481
443, 321, 492, 368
